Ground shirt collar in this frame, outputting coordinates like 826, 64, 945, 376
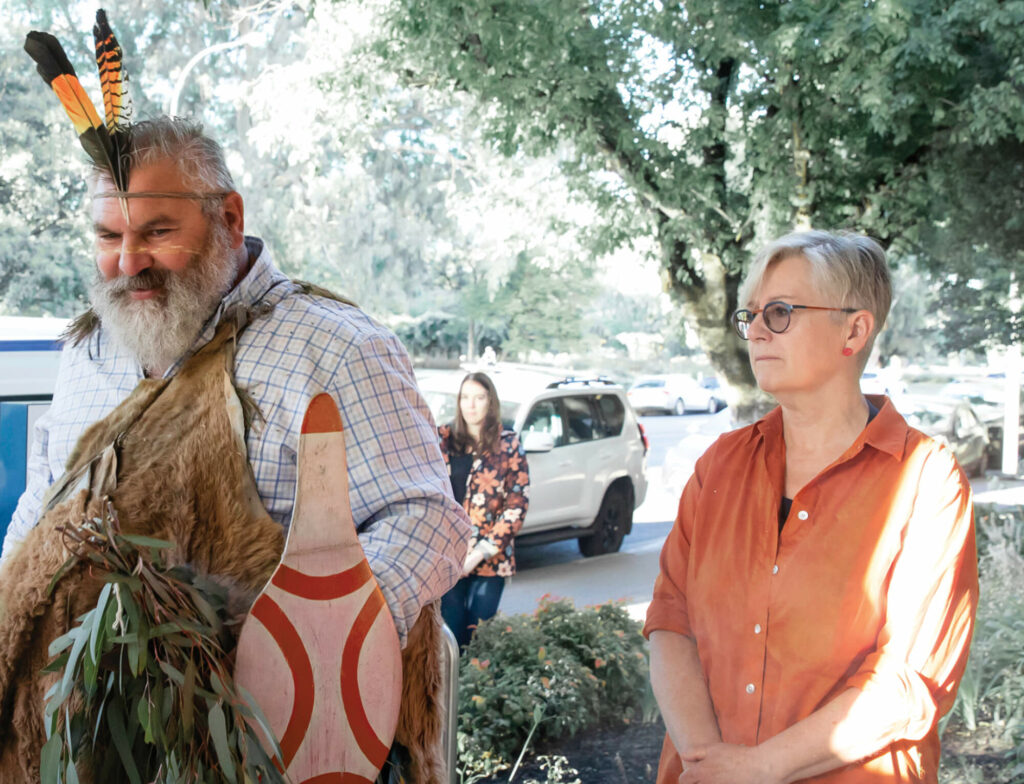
861, 394, 908, 460
753, 394, 908, 462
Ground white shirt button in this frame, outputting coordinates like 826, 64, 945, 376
745, 683, 755, 694
797, 510, 809, 520
754, 624, 762, 634
772, 564, 779, 575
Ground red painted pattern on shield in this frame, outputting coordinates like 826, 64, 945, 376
301, 392, 344, 434
341, 588, 391, 770
271, 561, 373, 601
249, 594, 316, 767
300, 773, 375, 784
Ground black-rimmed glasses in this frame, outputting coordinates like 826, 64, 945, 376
731, 301, 859, 340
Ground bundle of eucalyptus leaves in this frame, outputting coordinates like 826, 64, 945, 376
41, 504, 288, 784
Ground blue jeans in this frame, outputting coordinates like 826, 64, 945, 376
441, 575, 506, 649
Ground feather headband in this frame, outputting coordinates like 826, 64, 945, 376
24, 9, 131, 219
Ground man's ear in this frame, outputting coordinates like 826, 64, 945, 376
847, 310, 876, 352
221, 191, 245, 249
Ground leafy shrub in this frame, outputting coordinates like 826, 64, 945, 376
974, 503, 1024, 561
532, 598, 650, 725
943, 504, 1024, 782
456, 597, 650, 772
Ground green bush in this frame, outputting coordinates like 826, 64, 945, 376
456, 598, 650, 769
532, 598, 650, 726
942, 503, 1024, 783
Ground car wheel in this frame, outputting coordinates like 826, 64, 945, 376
706, 398, 718, 414
579, 487, 630, 557
673, 398, 686, 416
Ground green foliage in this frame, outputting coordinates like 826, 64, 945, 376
382, 0, 1024, 382
522, 755, 581, 784
42, 505, 285, 784
456, 597, 649, 773
3, 0, 602, 358
531, 597, 650, 726
943, 504, 1024, 782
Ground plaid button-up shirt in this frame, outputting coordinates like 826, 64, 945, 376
2, 237, 470, 643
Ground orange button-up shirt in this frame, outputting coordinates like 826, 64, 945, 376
644, 396, 978, 783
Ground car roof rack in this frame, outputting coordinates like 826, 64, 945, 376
545, 376, 619, 389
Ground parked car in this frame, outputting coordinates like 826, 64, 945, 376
627, 374, 725, 416
417, 368, 648, 556
940, 381, 1024, 468
896, 395, 990, 477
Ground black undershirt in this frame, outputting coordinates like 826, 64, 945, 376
449, 452, 474, 506
778, 400, 880, 532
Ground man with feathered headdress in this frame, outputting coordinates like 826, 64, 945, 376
2, 12, 469, 784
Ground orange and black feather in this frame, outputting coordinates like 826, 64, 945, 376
92, 9, 131, 192
93, 9, 130, 133
24, 16, 130, 192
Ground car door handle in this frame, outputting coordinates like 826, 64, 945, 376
558, 460, 573, 468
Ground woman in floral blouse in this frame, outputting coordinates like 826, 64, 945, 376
438, 372, 530, 648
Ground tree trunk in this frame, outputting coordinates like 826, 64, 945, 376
467, 318, 476, 361
666, 248, 775, 425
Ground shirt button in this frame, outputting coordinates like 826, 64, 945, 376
745, 683, 755, 694
754, 624, 762, 634
797, 510, 809, 520
772, 564, 779, 575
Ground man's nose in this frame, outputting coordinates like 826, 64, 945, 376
118, 237, 153, 277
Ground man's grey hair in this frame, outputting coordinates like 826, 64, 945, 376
92, 117, 236, 217
738, 230, 892, 359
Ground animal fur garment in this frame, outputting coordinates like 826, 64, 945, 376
0, 309, 445, 783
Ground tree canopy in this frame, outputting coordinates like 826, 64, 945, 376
0, 0, 609, 361
2, 0, 1022, 382
381, 0, 1024, 400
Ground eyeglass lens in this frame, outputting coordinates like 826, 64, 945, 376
733, 301, 793, 340
763, 302, 791, 333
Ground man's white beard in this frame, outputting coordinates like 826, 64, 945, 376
90, 223, 238, 374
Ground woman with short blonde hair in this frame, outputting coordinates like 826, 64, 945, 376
646, 230, 978, 783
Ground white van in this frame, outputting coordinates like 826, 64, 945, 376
1, 316, 68, 540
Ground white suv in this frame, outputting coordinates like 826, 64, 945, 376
417, 368, 648, 556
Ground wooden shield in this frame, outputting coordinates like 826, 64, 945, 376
235, 393, 403, 783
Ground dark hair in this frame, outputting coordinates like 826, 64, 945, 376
451, 372, 502, 455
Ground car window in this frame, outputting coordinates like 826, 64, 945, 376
499, 401, 519, 430
422, 390, 457, 426
594, 394, 625, 437
633, 379, 664, 389
523, 399, 565, 446
562, 395, 598, 444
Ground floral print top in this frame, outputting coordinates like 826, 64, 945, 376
438, 425, 530, 577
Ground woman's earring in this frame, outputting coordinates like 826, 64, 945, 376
842, 347, 853, 356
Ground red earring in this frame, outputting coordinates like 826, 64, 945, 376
842, 347, 853, 356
